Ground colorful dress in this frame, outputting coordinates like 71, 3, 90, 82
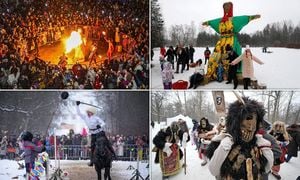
205, 15, 258, 81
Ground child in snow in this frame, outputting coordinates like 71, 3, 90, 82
216, 61, 224, 82
231, 45, 264, 89
161, 61, 173, 89
18, 131, 45, 179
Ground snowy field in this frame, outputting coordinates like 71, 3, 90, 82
151, 47, 300, 89
0, 159, 149, 180
150, 122, 300, 180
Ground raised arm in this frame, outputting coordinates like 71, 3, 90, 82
252, 55, 264, 65
76, 104, 86, 120
202, 18, 221, 34
231, 53, 244, 65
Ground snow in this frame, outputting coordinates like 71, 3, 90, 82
0, 159, 149, 180
151, 122, 300, 180
151, 47, 300, 89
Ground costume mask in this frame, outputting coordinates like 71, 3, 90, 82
170, 122, 179, 132
240, 114, 257, 142
220, 117, 226, 126
201, 120, 207, 128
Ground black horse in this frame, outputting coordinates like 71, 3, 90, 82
93, 132, 115, 180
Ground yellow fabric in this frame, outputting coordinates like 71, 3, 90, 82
206, 20, 234, 81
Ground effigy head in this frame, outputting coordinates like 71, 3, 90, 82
223, 2, 233, 16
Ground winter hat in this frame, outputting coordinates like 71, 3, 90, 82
246, 45, 250, 50
86, 106, 97, 114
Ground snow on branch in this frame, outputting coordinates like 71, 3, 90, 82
0, 106, 30, 115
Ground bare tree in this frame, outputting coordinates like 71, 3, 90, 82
169, 22, 197, 46
285, 91, 294, 123
151, 91, 167, 123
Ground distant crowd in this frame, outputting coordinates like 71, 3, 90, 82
0, 0, 149, 89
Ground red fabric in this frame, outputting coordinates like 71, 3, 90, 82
172, 80, 188, 89
279, 146, 288, 163
160, 47, 166, 57
221, 3, 233, 22
81, 128, 88, 137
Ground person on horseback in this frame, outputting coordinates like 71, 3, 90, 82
76, 101, 106, 167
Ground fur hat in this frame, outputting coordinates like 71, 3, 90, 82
86, 106, 97, 114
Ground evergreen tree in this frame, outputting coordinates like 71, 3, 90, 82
151, 0, 165, 48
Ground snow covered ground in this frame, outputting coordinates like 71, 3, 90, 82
151, 47, 300, 89
150, 122, 300, 180
0, 159, 149, 180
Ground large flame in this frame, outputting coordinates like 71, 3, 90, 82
65, 31, 83, 53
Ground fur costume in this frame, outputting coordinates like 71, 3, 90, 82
197, 117, 214, 159
206, 97, 274, 180
153, 122, 190, 177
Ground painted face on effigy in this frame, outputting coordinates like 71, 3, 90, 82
240, 113, 257, 142
223, 3, 232, 14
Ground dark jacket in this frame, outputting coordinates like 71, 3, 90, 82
287, 126, 300, 157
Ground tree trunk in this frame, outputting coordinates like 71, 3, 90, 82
285, 91, 294, 123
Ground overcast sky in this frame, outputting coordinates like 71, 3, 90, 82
159, 0, 300, 34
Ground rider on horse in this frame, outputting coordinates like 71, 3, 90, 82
76, 101, 106, 166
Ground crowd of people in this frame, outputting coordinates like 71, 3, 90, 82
153, 98, 300, 179
0, 129, 149, 161
0, 0, 149, 89
158, 44, 265, 90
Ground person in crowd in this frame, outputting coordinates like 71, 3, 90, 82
160, 46, 166, 57
183, 47, 190, 71
175, 46, 188, 73
188, 59, 205, 89
230, 45, 264, 89
18, 131, 45, 179
189, 45, 195, 64
197, 117, 214, 166
165, 46, 175, 69
161, 61, 173, 89
0, 136, 8, 159
225, 44, 239, 89
269, 121, 290, 179
153, 121, 189, 179
204, 47, 211, 65
191, 119, 200, 150
286, 124, 300, 162
0, 0, 149, 89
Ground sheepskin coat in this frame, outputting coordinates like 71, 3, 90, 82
231, 51, 263, 79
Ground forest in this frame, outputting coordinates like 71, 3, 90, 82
151, 91, 300, 125
0, 91, 149, 136
151, 0, 300, 48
